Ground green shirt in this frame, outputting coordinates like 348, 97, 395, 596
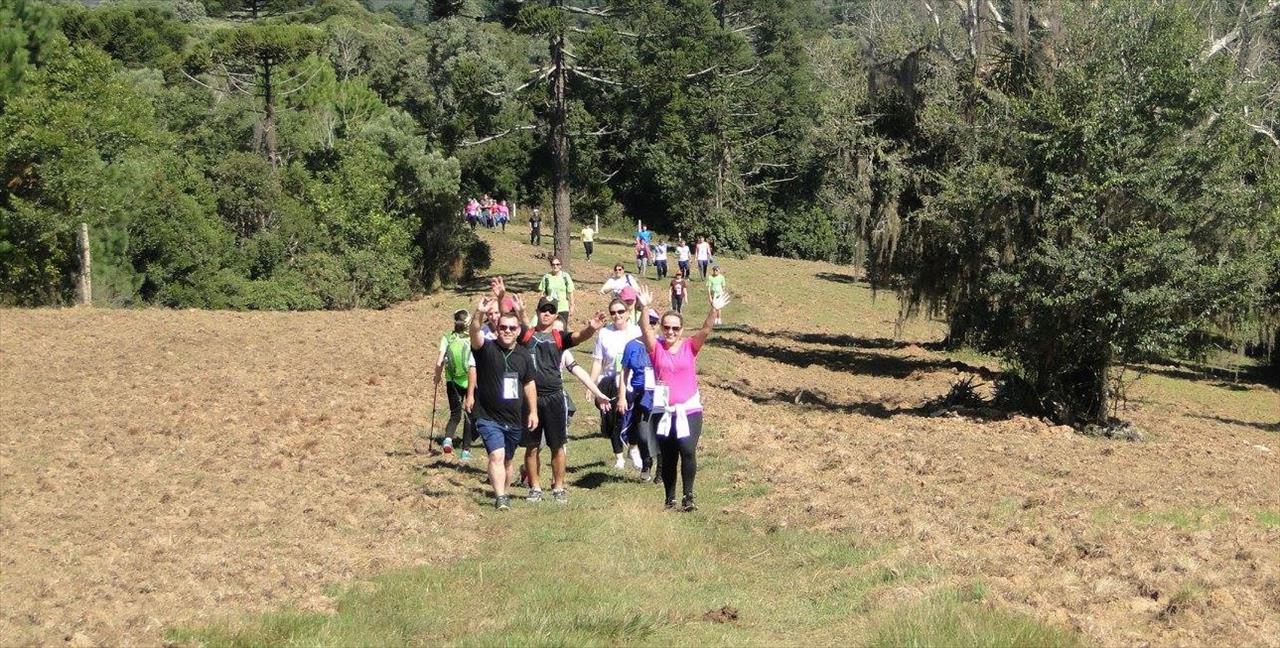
707, 274, 726, 297
539, 272, 574, 313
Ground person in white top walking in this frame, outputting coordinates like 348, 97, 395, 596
695, 236, 713, 280
590, 299, 641, 469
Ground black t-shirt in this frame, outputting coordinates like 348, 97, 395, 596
472, 339, 535, 428
530, 216, 541, 229
519, 324, 579, 396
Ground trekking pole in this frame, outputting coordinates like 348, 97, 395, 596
427, 380, 440, 454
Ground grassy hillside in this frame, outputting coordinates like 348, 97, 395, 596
2, 226, 1276, 647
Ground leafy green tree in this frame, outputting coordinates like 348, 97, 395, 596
0, 0, 60, 105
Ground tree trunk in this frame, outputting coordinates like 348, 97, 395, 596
261, 57, 280, 167
77, 222, 91, 306
549, 28, 572, 267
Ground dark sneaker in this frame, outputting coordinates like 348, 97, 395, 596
639, 469, 653, 483
664, 498, 678, 510
552, 488, 568, 504
495, 495, 511, 511
681, 495, 696, 512
526, 489, 543, 503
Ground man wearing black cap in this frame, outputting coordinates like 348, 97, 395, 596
512, 294, 606, 503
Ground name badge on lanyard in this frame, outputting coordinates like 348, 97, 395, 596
652, 382, 670, 409
643, 367, 655, 390
503, 372, 519, 400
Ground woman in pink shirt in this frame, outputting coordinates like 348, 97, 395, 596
635, 283, 731, 511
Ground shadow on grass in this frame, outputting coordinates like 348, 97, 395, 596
715, 333, 997, 381
1129, 361, 1278, 389
715, 324, 948, 354
571, 470, 630, 489
1188, 414, 1279, 433
814, 271, 863, 285
420, 457, 488, 477
707, 378, 926, 420
451, 272, 542, 297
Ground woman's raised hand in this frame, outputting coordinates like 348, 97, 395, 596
711, 291, 731, 312
636, 284, 654, 308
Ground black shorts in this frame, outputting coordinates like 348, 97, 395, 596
522, 391, 570, 450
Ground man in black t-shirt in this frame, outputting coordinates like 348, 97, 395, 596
467, 296, 538, 510
513, 295, 606, 503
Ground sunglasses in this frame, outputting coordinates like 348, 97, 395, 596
538, 308, 557, 315
497, 324, 520, 332
614, 268, 623, 272
551, 262, 561, 266
662, 325, 682, 332
610, 310, 627, 316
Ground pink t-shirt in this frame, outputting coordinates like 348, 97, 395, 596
650, 337, 701, 409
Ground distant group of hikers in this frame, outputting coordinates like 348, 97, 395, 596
433, 224, 731, 511
464, 195, 511, 231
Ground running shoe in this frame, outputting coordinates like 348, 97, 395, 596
664, 498, 677, 510
526, 489, 543, 503
552, 489, 568, 504
629, 447, 643, 470
459, 450, 471, 461
495, 495, 511, 511
681, 495, 697, 512
442, 437, 453, 454
639, 469, 653, 483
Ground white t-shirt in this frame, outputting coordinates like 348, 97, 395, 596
676, 245, 691, 262
696, 241, 712, 261
592, 323, 640, 377
654, 244, 668, 261
600, 274, 637, 295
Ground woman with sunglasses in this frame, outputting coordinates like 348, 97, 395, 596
590, 298, 641, 470
634, 284, 731, 511
598, 263, 638, 298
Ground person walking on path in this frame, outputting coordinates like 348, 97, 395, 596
538, 257, 575, 326
467, 296, 538, 510
706, 265, 726, 325
466, 198, 479, 231
589, 298, 641, 470
580, 225, 595, 261
675, 239, 691, 278
434, 309, 477, 460
618, 309, 660, 481
669, 270, 687, 314
509, 294, 607, 503
634, 284, 731, 511
634, 236, 651, 278
599, 263, 638, 298
695, 236, 713, 280
653, 241, 669, 279
498, 200, 510, 232
528, 208, 542, 246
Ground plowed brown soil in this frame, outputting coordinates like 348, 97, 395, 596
2, 229, 1277, 647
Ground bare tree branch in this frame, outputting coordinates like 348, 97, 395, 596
731, 23, 762, 33
685, 65, 718, 79
182, 69, 229, 96
723, 65, 759, 78
1200, 0, 1280, 62
563, 4, 611, 17
749, 175, 799, 188
1246, 121, 1280, 147
461, 125, 538, 148
568, 66, 622, 86
484, 67, 553, 97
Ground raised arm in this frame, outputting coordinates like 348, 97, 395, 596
470, 296, 490, 349
568, 310, 606, 347
635, 285, 658, 353
433, 336, 446, 384
690, 292, 730, 351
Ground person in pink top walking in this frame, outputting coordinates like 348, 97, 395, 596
634, 283, 731, 511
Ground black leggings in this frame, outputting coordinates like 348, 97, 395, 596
444, 381, 474, 450
623, 391, 657, 471
597, 377, 623, 454
654, 411, 702, 500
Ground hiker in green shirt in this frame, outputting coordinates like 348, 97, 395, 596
433, 309, 478, 459
706, 265, 726, 325
538, 257, 575, 326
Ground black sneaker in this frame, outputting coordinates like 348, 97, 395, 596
664, 498, 678, 510
639, 469, 653, 483
495, 495, 511, 511
681, 495, 696, 512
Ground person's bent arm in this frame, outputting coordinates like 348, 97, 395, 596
690, 292, 730, 352
470, 297, 490, 349
635, 285, 658, 353
568, 311, 605, 347
569, 364, 611, 402
433, 337, 446, 384
617, 365, 630, 414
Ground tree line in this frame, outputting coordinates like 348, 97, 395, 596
1, 0, 1277, 424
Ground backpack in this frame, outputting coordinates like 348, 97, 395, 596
443, 332, 471, 385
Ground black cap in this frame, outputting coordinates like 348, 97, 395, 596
536, 296, 558, 312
